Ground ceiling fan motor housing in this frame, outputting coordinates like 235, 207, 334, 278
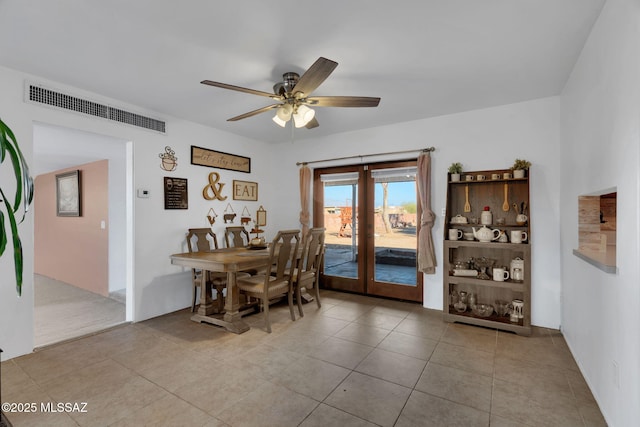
273, 72, 300, 96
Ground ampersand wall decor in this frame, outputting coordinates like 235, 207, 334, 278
202, 172, 227, 201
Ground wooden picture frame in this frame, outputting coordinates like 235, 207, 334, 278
232, 180, 258, 201
256, 206, 267, 227
191, 145, 251, 173
56, 170, 81, 217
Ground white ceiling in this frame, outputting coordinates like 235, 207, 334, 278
0, 0, 605, 145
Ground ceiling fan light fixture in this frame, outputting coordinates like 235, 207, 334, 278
293, 104, 315, 128
272, 114, 287, 127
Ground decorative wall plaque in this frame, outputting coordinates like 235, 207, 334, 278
232, 180, 258, 201
191, 145, 251, 173
164, 177, 188, 209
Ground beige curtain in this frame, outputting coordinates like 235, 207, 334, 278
299, 165, 311, 235
417, 152, 437, 274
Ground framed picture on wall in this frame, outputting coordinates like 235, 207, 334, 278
56, 170, 82, 216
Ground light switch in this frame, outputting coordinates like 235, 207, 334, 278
100, 220, 106, 229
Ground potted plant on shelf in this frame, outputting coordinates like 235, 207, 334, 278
448, 162, 463, 182
511, 159, 531, 179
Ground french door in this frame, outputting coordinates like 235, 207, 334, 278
313, 160, 423, 302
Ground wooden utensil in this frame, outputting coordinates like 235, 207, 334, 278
502, 183, 510, 211
513, 203, 519, 214
464, 185, 471, 212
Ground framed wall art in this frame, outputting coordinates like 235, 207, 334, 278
232, 180, 258, 201
191, 145, 251, 173
56, 170, 82, 217
164, 177, 188, 209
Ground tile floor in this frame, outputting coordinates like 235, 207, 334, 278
1, 291, 606, 426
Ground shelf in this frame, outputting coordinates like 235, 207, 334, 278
447, 275, 527, 291
444, 167, 532, 336
445, 310, 531, 336
449, 177, 528, 185
444, 240, 530, 250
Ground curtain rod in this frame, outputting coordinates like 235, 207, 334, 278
296, 147, 435, 166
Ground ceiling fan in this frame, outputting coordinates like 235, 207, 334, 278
201, 57, 380, 129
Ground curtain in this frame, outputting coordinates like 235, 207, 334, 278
417, 152, 437, 274
299, 165, 311, 235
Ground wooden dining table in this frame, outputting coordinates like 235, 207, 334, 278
170, 247, 270, 333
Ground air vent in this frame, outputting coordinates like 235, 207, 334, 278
26, 83, 166, 133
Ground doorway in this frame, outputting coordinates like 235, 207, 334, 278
313, 160, 423, 302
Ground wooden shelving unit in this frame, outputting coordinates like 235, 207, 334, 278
443, 169, 532, 336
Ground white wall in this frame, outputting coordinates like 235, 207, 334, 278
559, 0, 640, 425
271, 96, 562, 328
0, 65, 277, 360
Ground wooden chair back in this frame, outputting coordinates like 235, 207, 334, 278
186, 228, 219, 252
265, 229, 301, 281
224, 226, 250, 248
299, 227, 326, 277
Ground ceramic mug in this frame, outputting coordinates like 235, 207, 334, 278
491, 173, 500, 180
503, 172, 513, 179
449, 229, 463, 240
476, 174, 486, 181
492, 267, 510, 282
510, 230, 528, 243
465, 175, 474, 181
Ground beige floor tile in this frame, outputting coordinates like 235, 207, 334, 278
272, 354, 351, 400
216, 381, 317, 426
288, 312, 350, 335
415, 361, 492, 412
490, 414, 533, 427
263, 326, 332, 355
494, 354, 574, 399
355, 348, 427, 388
492, 378, 584, 426
334, 322, 391, 346
299, 403, 378, 427
237, 344, 301, 380
1, 408, 78, 427
320, 303, 372, 322
440, 322, 497, 352
377, 330, 438, 360
579, 401, 608, 427
394, 317, 446, 341
395, 389, 490, 427
310, 336, 374, 369
497, 330, 578, 370
324, 372, 411, 427
430, 341, 495, 377
173, 362, 270, 416
109, 393, 220, 426
355, 310, 405, 330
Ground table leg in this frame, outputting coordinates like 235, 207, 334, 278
222, 272, 250, 333
196, 271, 214, 316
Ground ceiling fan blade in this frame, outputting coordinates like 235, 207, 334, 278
201, 80, 281, 99
306, 96, 380, 108
305, 117, 319, 129
292, 57, 338, 97
227, 104, 280, 121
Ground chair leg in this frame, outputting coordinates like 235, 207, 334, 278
214, 285, 225, 313
314, 283, 321, 308
288, 290, 296, 321
191, 282, 198, 313
295, 285, 304, 318
263, 296, 271, 333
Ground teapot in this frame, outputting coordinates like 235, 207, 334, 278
472, 225, 501, 242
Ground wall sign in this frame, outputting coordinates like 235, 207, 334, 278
233, 180, 258, 201
164, 177, 188, 209
191, 145, 251, 173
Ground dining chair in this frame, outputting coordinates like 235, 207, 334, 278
224, 226, 251, 248
236, 229, 300, 333
186, 228, 227, 313
291, 227, 326, 317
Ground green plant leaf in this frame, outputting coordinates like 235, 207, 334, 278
0, 211, 6, 256
0, 188, 23, 296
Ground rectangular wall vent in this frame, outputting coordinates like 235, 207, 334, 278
26, 83, 166, 133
